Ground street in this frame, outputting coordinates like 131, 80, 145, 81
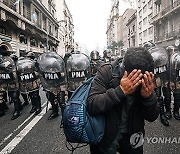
0, 88, 180, 154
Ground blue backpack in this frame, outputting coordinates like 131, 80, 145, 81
62, 77, 105, 145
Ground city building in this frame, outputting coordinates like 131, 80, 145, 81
123, 9, 137, 48
150, 0, 180, 47
0, 0, 74, 57
136, 0, 154, 46
106, 0, 119, 51
106, 0, 137, 58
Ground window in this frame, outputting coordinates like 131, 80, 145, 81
148, 13, 152, 20
143, 4, 147, 13
32, 10, 39, 26
148, 26, 153, 35
148, 13, 152, 23
49, 22, 52, 34
19, 33, 27, 44
155, 3, 161, 14
132, 25, 135, 32
40, 41, 44, 48
55, 27, 58, 38
48, 0, 51, 12
170, 0, 174, 6
138, 0, 141, 8
52, 10, 54, 17
23, 3, 26, 17
148, 0, 152, 9
143, 29, 147, 37
139, 32, 142, 39
169, 19, 174, 32
139, 21, 142, 29
0, 26, 6, 35
139, 10, 142, 18
143, 17, 147, 25
30, 37, 38, 47
42, 16, 46, 30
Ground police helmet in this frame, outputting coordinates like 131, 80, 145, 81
103, 49, 111, 58
10, 54, 18, 61
26, 51, 35, 59
90, 50, 100, 60
143, 42, 155, 50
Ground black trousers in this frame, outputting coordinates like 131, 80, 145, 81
90, 133, 143, 154
46, 91, 55, 104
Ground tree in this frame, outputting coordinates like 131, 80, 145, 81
117, 40, 124, 48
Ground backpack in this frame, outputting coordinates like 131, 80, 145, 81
62, 58, 123, 152
62, 77, 105, 146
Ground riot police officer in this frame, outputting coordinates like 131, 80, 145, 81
9, 54, 24, 120
0, 55, 7, 117
103, 49, 112, 63
27, 51, 41, 115
65, 50, 91, 98
146, 43, 170, 126
169, 46, 180, 120
0, 53, 22, 120
90, 50, 102, 76
37, 52, 67, 120
16, 52, 41, 115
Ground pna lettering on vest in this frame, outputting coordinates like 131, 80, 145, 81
0, 73, 11, 80
20, 73, 35, 81
70, 71, 86, 78
154, 65, 167, 75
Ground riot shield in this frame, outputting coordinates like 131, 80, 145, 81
170, 50, 180, 90
148, 46, 169, 88
66, 52, 91, 92
0, 56, 18, 91
16, 58, 41, 93
37, 52, 67, 95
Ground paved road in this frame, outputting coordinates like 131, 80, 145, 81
0, 89, 179, 154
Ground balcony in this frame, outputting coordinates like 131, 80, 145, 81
161, 0, 180, 17
154, 0, 161, 5
155, 29, 180, 43
150, 12, 161, 24
151, 1, 180, 24
0, 33, 12, 42
2, 0, 16, 12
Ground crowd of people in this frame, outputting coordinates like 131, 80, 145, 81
0, 44, 180, 153
0, 49, 111, 120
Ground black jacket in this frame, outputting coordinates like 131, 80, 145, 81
87, 58, 159, 148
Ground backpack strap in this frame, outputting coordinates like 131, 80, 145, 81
101, 58, 124, 88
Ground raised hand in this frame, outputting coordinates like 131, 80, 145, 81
141, 71, 154, 98
120, 69, 143, 95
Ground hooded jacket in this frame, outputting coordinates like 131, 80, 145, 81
87, 58, 159, 148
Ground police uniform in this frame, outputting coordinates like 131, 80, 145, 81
37, 52, 67, 119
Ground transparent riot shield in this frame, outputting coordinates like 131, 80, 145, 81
16, 58, 41, 93
66, 51, 91, 92
37, 52, 67, 95
170, 51, 180, 90
0, 56, 18, 91
148, 46, 169, 88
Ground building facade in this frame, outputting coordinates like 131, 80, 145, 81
0, 0, 74, 57
136, 0, 154, 46
150, 0, 180, 47
63, 0, 74, 54
123, 9, 137, 48
106, 0, 119, 50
